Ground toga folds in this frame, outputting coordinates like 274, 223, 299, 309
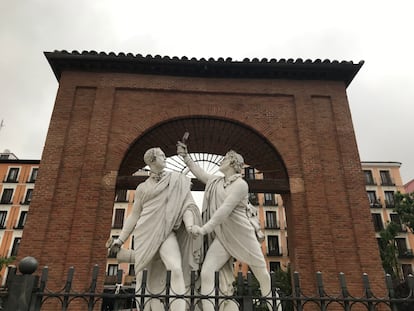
129, 171, 202, 289
203, 175, 265, 268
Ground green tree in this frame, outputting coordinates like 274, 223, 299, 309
0, 256, 15, 272
394, 192, 414, 232
378, 221, 401, 280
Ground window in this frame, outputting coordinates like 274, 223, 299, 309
107, 264, 118, 276
28, 168, 38, 182
129, 264, 135, 276
0, 211, 7, 228
0, 189, 13, 204
113, 209, 125, 229
364, 170, 375, 185
396, 238, 408, 256
6, 168, 19, 182
264, 193, 276, 206
380, 170, 394, 186
390, 214, 404, 231
269, 262, 281, 272
115, 189, 127, 202
244, 167, 255, 180
11, 237, 21, 256
23, 189, 33, 204
267, 235, 280, 256
266, 211, 278, 229
16, 211, 27, 229
371, 213, 384, 231
367, 191, 380, 207
385, 191, 395, 208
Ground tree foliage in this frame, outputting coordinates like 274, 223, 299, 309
394, 192, 414, 232
378, 221, 401, 280
0, 256, 15, 271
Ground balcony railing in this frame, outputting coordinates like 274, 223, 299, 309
267, 250, 282, 257
399, 249, 414, 258
381, 179, 396, 186
385, 200, 395, 208
370, 200, 382, 208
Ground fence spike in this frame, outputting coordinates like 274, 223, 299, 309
316, 271, 325, 297
339, 272, 349, 297
214, 271, 220, 294
88, 265, 99, 311
65, 266, 74, 292
362, 273, 373, 298
293, 271, 301, 297
270, 271, 277, 290
166, 270, 172, 291
39, 266, 48, 291
214, 271, 220, 311
139, 270, 148, 311
247, 271, 253, 296
189, 271, 196, 311
237, 271, 244, 295
116, 269, 123, 284
89, 264, 99, 292
385, 274, 395, 298
407, 274, 414, 298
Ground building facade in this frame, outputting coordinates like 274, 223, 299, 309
361, 161, 414, 279
0, 151, 39, 285
405, 179, 414, 193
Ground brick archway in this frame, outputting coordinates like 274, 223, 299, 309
117, 116, 289, 193
19, 51, 385, 295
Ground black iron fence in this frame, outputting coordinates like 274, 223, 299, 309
2, 258, 414, 311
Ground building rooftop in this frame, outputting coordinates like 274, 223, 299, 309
45, 50, 364, 87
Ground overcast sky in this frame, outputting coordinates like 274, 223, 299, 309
1, 1, 413, 184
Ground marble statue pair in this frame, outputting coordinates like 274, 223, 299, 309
108, 141, 276, 311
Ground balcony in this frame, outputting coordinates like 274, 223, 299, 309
267, 250, 282, 257
104, 275, 118, 285
365, 179, 377, 186
124, 275, 135, 286
399, 249, 414, 258
385, 200, 395, 209
381, 179, 395, 187
369, 200, 382, 208
265, 222, 280, 230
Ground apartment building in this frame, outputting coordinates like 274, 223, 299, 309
361, 161, 414, 278
0, 151, 39, 285
405, 179, 414, 193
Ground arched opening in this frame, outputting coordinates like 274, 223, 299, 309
116, 116, 290, 193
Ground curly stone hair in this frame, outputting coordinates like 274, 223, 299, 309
225, 150, 244, 173
143, 147, 161, 165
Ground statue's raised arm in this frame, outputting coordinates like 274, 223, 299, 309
177, 140, 211, 184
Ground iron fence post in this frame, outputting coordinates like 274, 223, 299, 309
4, 257, 39, 311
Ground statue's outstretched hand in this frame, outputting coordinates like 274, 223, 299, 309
177, 141, 188, 158
107, 238, 123, 257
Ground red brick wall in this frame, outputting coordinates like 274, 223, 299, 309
19, 71, 385, 295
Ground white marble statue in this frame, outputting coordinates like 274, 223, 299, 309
177, 141, 278, 311
108, 147, 202, 311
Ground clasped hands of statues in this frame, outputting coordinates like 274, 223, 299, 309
177, 140, 208, 239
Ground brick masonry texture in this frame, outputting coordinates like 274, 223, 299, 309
18, 71, 385, 295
